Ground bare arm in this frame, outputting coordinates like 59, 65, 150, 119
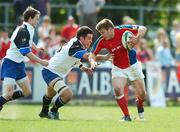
32, 42, 46, 53
26, 52, 48, 66
83, 52, 113, 61
79, 64, 93, 75
128, 25, 147, 47
137, 26, 147, 38
96, 54, 114, 62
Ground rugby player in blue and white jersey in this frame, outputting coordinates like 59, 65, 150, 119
39, 26, 112, 120
0, 7, 48, 111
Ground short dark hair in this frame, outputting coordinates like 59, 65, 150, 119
96, 18, 114, 31
23, 6, 40, 22
76, 26, 93, 39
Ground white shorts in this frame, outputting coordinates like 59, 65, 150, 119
112, 62, 144, 81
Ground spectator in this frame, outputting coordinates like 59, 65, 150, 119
33, 0, 51, 43
50, 25, 62, 46
175, 33, 180, 62
122, 16, 136, 25
155, 39, 174, 69
13, 0, 33, 25
37, 16, 52, 48
61, 16, 79, 41
34, 0, 51, 22
0, 30, 10, 60
137, 38, 153, 64
137, 38, 153, 85
170, 20, 180, 48
174, 33, 180, 81
153, 28, 170, 53
76, 0, 105, 38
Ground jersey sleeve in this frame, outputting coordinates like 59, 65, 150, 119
69, 42, 88, 59
14, 27, 31, 56
116, 25, 139, 34
90, 36, 104, 55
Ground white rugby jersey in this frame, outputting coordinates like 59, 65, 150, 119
5, 22, 34, 63
46, 37, 88, 78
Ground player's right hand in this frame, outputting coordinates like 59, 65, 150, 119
81, 66, 93, 75
90, 60, 98, 70
41, 60, 49, 66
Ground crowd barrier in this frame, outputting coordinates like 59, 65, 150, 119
0, 61, 180, 106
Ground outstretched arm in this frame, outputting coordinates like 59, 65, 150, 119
32, 42, 46, 53
137, 26, 147, 38
128, 25, 147, 47
26, 52, 48, 66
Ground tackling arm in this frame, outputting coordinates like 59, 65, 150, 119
26, 52, 48, 66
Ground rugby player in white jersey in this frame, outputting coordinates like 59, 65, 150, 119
0, 7, 48, 112
39, 26, 112, 120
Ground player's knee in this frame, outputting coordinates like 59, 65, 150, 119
5, 91, 14, 100
3, 87, 14, 100
139, 91, 146, 100
53, 79, 68, 94
114, 87, 123, 96
61, 89, 73, 103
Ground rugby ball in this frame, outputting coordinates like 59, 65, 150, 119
121, 31, 134, 50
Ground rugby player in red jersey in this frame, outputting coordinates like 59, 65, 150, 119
89, 18, 147, 121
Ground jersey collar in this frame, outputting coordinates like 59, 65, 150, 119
23, 22, 34, 30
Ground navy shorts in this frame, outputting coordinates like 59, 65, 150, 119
0, 58, 26, 80
41, 68, 60, 85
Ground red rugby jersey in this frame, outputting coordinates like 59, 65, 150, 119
91, 25, 139, 69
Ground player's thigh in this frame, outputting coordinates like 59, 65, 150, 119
51, 78, 70, 96
112, 77, 127, 93
131, 79, 146, 97
17, 77, 31, 96
41, 68, 61, 87
112, 66, 128, 90
49, 77, 61, 87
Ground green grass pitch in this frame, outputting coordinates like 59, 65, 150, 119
0, 104, 180, 132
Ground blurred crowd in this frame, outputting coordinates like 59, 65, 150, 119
1, 0, 180, 73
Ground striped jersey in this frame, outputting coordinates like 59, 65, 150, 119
46, 37, 88, 78
5, 22, 34, 63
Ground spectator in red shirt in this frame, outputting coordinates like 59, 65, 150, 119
0, 30, 10, 60
137, 38, 153, 63
61, 16, 79, 42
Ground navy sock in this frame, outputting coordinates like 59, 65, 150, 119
11, 90, 24, 100
41, 95, 52, 114
0, 96, 8, 106
51, 97, 65, 112
137, 106, 144, 113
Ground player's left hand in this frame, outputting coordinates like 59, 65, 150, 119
105, 53, 114, 61
81, 66, 93, 75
